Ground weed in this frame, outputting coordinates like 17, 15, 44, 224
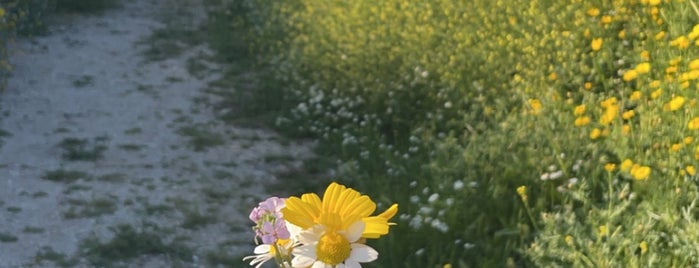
124, 127, 142, 135
33, 247, 78, 267
0, 232, 18, 242
80, 224, 193, 266
62, 196, 118, 219
54, 0, 119, 13
32, 191, 49, 198
42, 169, 90, 183
97, 173, 127, 183
71, 75, 93, 88
57, 137, 108, 161
6, 206, 21, 213
176, 125, 225, 151
23, 226, 45, 234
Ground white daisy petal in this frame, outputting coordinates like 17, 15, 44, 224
292, 255, 316, 267
312, 261, 329, 268
343, 259, 362, 268
346, 221, 365, 243
349, 243, 378, 263
253, 244, 271, 254
292, 244, 317, 257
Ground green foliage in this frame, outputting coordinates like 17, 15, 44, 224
211, 0, 699, 266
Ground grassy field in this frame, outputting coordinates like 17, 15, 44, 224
209, 0, 699, 266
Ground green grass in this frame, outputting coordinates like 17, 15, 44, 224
22, 226, 45, 234
0, 232, 18, 243
176, 125, 225, 151
42, 169, 91, 183
54, 0, 119, 13
72, 75, 93, 88
62, 196, 118, 219
33, 247, 79, 267
6, 206, 21, 213
57, 137, 108, 161
79, 224, 193, 266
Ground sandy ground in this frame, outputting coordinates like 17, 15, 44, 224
0, 0, 312, 266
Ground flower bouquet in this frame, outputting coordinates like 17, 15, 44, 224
244, 182, 398, 268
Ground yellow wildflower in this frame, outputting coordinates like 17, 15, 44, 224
690, 59, 699, 70
620, 159, 634, 172
591, 38, 603, 51
630, 91, 642, 101
587, 8, 600, 17
604, 163, 616, 172
598, 225, 608, 237
640, 50, 650, 61
565, 235, 574, 246
635, 62, 651, 74
600, 15, 613, 24
574, 116, 591, 126
573, 104, 586, 116
663, 96, 686, 111
648, 0, 661, 5
655, 31, 665, 40
670, 143, 682, 152
623, 70, 638, 81
584, 82, 592, 90
687, 166, 696, 176
618, 30, 626, 39
528, 99, 542, 115
651, 88, 663, 99
590, 128, 602, 139
640, 241, 648, 255
548, 72, 557, 81
516, 186, 528, 203
631, 165, 651, 180
622, 110, 635, 120
649, 80, 661, 88
600, 97, 617, 108
599, 102, 618, 125
670, 36, 690, 49
688, 117, 699, 130
682, 81, 691, 89
667, 66, 678, 74
685, 136, 694, 144
622, 124, 631, 135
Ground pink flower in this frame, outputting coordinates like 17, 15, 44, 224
249, 197, 289, 244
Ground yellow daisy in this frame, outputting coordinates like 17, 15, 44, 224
281, 182, 398, 239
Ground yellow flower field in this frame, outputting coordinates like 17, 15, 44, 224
223, 0, 699, 266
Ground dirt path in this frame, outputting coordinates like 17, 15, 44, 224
0, 0, 312, 266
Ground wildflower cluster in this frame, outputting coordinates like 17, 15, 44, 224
223, 0, 699, 266
244, 182, 398, 268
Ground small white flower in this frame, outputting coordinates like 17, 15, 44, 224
428, 193, 439, 203
243, 240, 293, 268
549, 170, 564, 180
453, 180, 464, 190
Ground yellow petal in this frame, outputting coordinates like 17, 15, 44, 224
378, 204, 398, 223
282, 196, 319, 228
361, 216, 390, 238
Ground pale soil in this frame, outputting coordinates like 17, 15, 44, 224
0, 0, 313, 266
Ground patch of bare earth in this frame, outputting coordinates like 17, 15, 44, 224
0, 0, 314, 266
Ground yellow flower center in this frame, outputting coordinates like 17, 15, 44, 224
316, 231, 351, 265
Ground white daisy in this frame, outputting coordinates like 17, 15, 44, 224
243, 239, 293, 268
291, 221, 378, 268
